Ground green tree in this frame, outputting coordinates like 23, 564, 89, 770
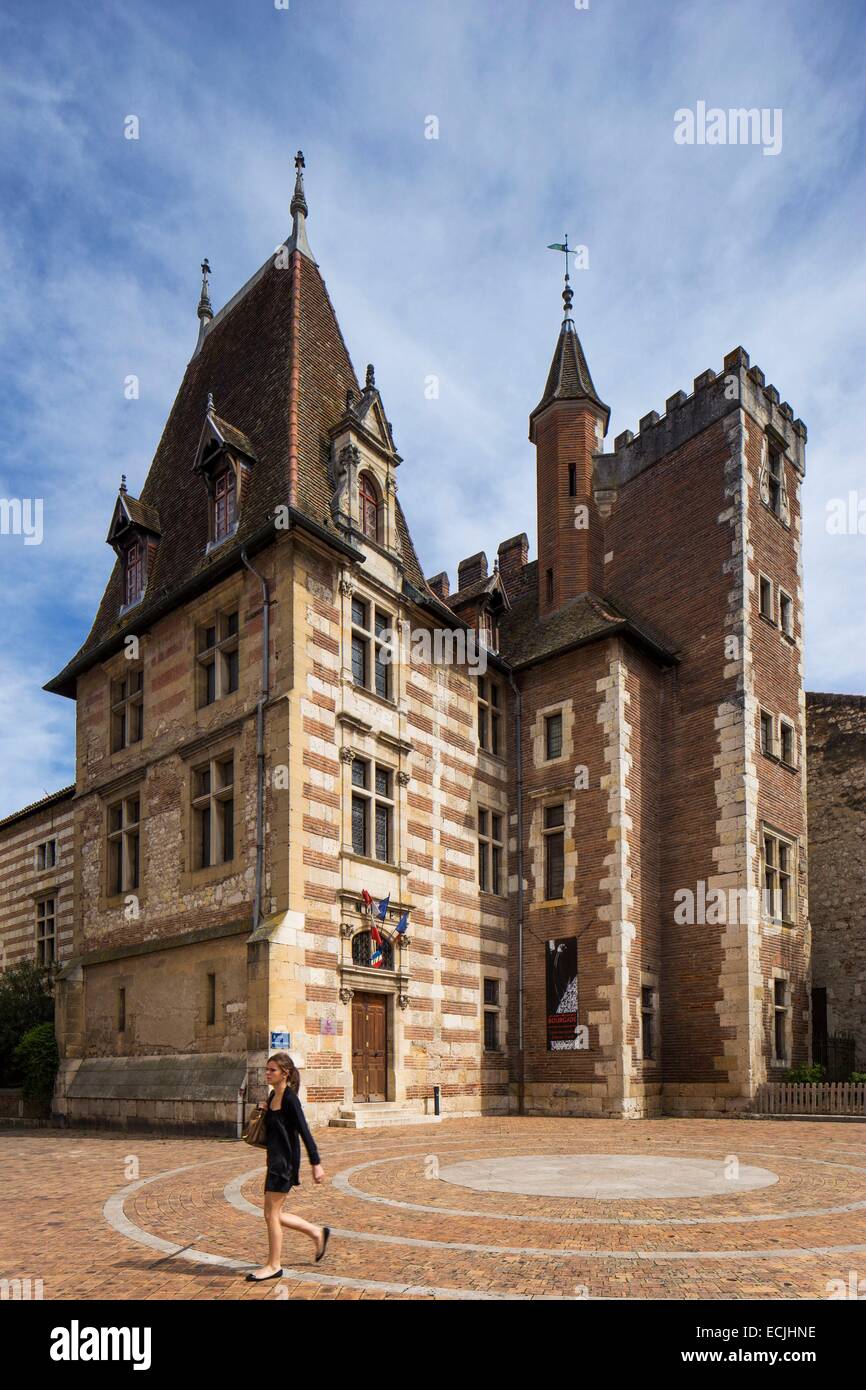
0, 961, 55, 1086
13, 1022, 59, 1102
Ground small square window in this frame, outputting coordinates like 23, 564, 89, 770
759, 575, 774, 620
760, 711, 774, 756
780, 591, 794, 638
545, 712, 563, 760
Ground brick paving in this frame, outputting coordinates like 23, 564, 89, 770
2, 1117, 865, 1300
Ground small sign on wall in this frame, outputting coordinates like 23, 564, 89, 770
320, 1018, 337, 1036
270, 1030, 291, 1049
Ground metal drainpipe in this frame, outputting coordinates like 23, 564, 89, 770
241, 548, 270, 927
508, 671, 525, 1115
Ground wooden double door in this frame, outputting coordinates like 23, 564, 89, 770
352, 992, 388, 1101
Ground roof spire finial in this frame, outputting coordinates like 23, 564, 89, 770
119, 474, 127, 494
206, 391, 215, 415
365, 363, 375, 391
547, 235, 575, 327
287, 148, 314, 261
196, 258, 213, 351
291, 150, 308, 218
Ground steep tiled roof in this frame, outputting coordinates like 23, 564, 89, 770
530, 320, 610, 432
208, 413, 257, 460
122, 495, 161, 536
46, 247, 429, 696
0, 785, 75, 834
500, 584, 677, 670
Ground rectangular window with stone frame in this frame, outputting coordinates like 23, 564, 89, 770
478, 808, 504, 894
191, 753, 235, 870
545, 710, 563, 760
779, 589, 794, 639
763, 828, 796, 925
111, 667, 143, 751
758, 573, 774, 622
196, 609, 239, 708
351, 756, 393, 862
107, 795, 140, 896
483, 977, 501, 1051
351, 597, 392, 700
35, 838, 57, 871
543, 803, 565, 901
36, 897, 56, 966
767, 442, 785, 519
759, 709, 775, 757
477, 676, 502, 756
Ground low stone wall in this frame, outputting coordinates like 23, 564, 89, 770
53, 1053, 247, 1137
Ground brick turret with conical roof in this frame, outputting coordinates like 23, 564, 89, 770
530, 268, 609, 616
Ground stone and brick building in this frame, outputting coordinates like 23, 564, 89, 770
0, 788, 75, 975
806, 693, 866, 1072
0, 154, 856, 1131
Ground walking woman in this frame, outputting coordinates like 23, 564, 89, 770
246, 1051, 330, 1281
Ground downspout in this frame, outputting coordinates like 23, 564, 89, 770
508, 671, 526, 1115
241, 548, 270, 927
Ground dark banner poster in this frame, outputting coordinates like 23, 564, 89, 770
546, 936, 582, 1051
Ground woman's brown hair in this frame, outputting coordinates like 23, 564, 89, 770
268, 1051, 300, 1093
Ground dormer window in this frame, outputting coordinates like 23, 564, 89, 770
124, 540, 144, 606
192, 399, 256, 552
359, 471, 381, 543
213, 466, 237, 543
106, 481, 160, 616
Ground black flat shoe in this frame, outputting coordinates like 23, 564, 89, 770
245, 1268, 284, 1282
315, 1227, 330, 1263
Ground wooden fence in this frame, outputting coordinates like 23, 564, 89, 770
756, 1082, 866, 1116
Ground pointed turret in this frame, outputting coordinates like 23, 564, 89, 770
530, 268, 609, 438
531, 251, 610, 614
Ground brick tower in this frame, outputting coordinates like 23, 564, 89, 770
529, 269, 610, 614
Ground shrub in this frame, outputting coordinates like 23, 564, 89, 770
851, 1072, 866, 1084
0, 961, 55, 1086
783, 1063, 825, 1083
13, 1022, 59, 1102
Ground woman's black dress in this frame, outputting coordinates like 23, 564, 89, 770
264, 1086, 321, 1194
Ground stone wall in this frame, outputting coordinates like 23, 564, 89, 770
806, 692, 866, 1070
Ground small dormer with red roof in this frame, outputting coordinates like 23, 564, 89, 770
192, 394, 257, 552
106, 477, 161, 613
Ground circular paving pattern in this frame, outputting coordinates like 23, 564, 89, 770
4, 1117, 866, 1300
436, 1153, 780, 1199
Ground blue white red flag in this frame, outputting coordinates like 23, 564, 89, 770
361, 889, 373, 913
377, 893, 390, 922
370, 922, 384, 968
395, 910, 409, 936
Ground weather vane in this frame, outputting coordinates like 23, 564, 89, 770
547, 235, 578, 317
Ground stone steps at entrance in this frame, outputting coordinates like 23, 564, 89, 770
328, 1102, 441, 1129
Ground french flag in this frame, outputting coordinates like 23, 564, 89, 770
370, 922, 384, 968
377, 893, 390, 922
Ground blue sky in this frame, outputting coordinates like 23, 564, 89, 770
0, 0, 864, 816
